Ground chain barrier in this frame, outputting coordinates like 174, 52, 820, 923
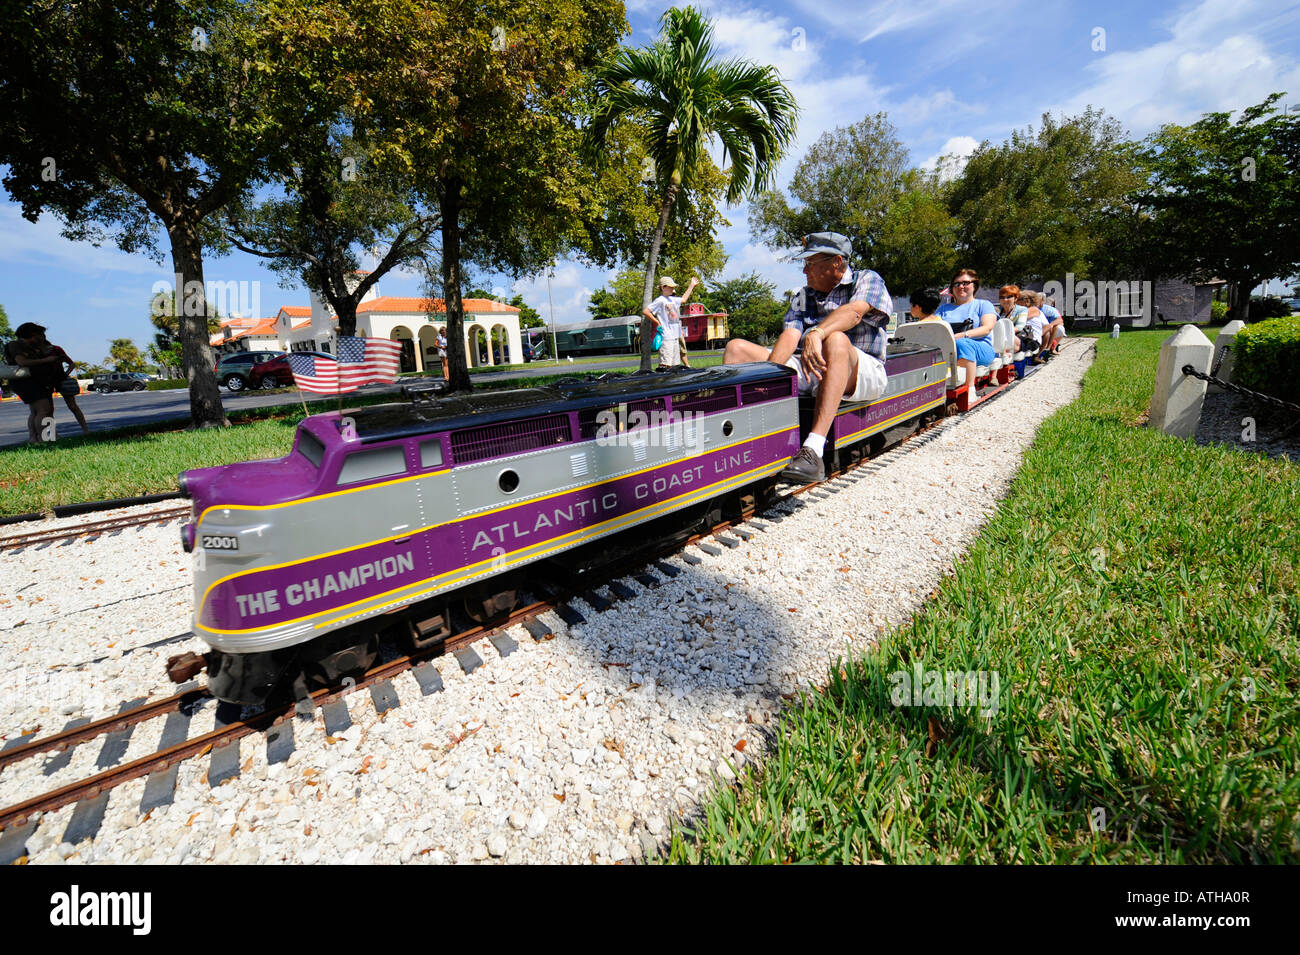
1181, 363, 1300, 415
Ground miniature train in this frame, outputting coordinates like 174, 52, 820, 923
176, 317, 1027, 705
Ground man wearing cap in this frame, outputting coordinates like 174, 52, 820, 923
723, 232, 891, 482
643, 275, 698, 369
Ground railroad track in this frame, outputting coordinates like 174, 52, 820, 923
0, 352, 1067, 862
0, 504, 192, 552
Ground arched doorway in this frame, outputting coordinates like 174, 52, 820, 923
390, 325, 417, 373
490, 323, 510, 365
468, 324, 490, 368
418, 325, 439, 374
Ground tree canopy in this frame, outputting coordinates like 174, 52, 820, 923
700, 273, 786, 343
1128, 94, 1300, 321
0, 0, 313, 426
946, 108, 1143, 282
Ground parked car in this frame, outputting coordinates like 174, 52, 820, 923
92, 372, 150, 393
522, 337, 550, 362
215, 350, 283, 392
246, 353, 298, 390
248, 351, 339, 390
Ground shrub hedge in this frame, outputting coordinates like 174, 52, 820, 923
1233, 315, 1300, 404
145, 378, 189, 391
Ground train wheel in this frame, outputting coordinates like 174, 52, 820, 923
300, 631, 379, 693
463, 587, 517, 626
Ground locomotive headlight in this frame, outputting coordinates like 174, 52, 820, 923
181, 523, 196, 553
178, 472, 191, 499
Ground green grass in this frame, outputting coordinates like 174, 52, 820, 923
666, 329, 1300, 864
0, 357, 722, 516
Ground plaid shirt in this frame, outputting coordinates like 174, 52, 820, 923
783, 267, 892, 361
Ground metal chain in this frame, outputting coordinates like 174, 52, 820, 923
1210, 343, 1229, 378
1181, 364, 1300, 415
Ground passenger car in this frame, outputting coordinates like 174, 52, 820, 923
91, 372, 150, 392
245, 353, 297, 390
215, 351, 283, 392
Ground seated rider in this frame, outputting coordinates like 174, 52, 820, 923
997, 284, 1027, 331
1038, 293, 1064, 353
724, 231, 891, 483
1017, 291, 1047, 359
936, 267, 997, 387
909, 287, 943, 322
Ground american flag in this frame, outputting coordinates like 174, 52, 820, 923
287, 337, 403, 395
287, 352, 339, 395
338, 335, 402, 389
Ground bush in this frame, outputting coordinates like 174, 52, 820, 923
146, 378, 188, 391
1233, 315, 1300, 404
1249, 296, 1293, 321
1210, 301, 1228, 323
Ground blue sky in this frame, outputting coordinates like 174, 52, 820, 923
3, 0, 1299, 364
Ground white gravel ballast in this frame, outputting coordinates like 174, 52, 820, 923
0, 342, 1094, 864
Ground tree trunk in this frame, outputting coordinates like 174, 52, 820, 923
639, 183, 680, 373
166, 221, 227, 428
440, 178, 472, 392
1228, 277, 1253, 323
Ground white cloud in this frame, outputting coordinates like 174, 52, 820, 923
1055, 0, 1300, 134
0, 204, 166, 277
920, 135, 980, 180
509, 262, 602, 324
720, 241, 804, 294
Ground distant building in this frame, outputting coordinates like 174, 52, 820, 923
210, 272, 522, 371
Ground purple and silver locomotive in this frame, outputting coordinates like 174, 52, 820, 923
179, 349, 947, 706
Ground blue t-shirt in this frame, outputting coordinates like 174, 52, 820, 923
937, 299, 997, 336
1040, 304, 1061, 322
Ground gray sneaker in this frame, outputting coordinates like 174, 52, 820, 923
779, 446, 825, 484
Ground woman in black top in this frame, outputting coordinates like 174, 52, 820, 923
4, 322, 64, 443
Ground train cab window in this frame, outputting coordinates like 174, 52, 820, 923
296, 431, 325, 469
420, 438, 444, 469
336, 445, 408, 485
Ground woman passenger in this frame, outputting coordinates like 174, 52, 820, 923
936, 268, 998, 388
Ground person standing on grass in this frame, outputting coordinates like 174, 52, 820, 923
2, 322, 63, 443
39, 333, 89, 434
643, 276, 697, 369
436, 330, 448, 380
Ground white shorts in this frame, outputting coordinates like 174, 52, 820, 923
658, 335, 681, 367
785, 348, 887, 402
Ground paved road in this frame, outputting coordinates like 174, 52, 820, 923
0, 356, 664, 449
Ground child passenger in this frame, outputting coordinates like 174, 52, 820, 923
909, 288, 943, 322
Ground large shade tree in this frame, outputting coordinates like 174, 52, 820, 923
750, 113, 909, 259
589, 6, 798, 370
1129, 94, 1300, 322
358, 0, 627, 391
0, 0, 310, 427
946, 108, 1143, 283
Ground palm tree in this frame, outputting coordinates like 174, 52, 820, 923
589, 6, 798, 370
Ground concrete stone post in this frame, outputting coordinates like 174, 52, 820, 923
1208, 320, 1245, 394
1148, 324, 1213, 438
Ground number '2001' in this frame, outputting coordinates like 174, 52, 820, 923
202, 535, 239, 550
